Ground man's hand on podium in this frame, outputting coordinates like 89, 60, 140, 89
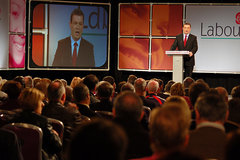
189, 52, 193, 57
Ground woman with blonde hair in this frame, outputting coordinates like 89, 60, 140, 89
11, 88, 62, 159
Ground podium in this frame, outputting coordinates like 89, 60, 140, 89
165, 51, 189, 83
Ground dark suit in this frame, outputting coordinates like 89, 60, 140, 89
114, 118, 152, 159
42, 101, 82, 148
186, 126, 226, 160
76, 103, 100, 118
170, 33, 198, 77
52, 37, 95, 67
90, 99, 113, 112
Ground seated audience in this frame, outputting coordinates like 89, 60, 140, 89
134, 78, 155, 109
103, 75, 117, 97
183, 77, 195, 96
146, 80, 165, 108
170, 82, 193, 110
10, 88, 62, 159
121, 82, 135, 92
113, 91, 152, 159
83, 74, 100, 104
42, 79, 82, 150
33, 77, 41, 87
215, 86, 229, 103
64, 85, 78, 109
13, 76, 25, 88
34, 80, 50, 105
70, 77, 82, 88
127, 74, 137, 85
132, 101, 191, 160
231, 85, 240, 99
228, 98, 240, 125
185, 92, 228, 160
152, 78, 165, 100
24, 75, 33, 88
225, 129, 240, 160
73, 83, 100, 118
90, 81, 114, 112
67, 119, 127, 160
161, 80, 175, 99
0, 80, 22, 111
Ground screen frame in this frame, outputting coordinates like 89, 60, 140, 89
28, 0, 111, 71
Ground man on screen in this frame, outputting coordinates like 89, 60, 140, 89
52, 8, 95, 67
170, 22, 198, 78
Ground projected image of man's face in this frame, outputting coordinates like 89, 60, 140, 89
70, 15, 84, 41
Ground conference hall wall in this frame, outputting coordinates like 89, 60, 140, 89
118, 3, 240, 74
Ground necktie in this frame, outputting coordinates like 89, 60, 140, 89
184, 34, 187, 46
72, 42, 78, 66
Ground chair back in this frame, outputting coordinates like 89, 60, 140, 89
0, 128, 23, 160
48, 117, 64, 141
3, 123, 43, 160
143, 106, 151, 122
224, 120, 240, 133
0, 109, 17, 127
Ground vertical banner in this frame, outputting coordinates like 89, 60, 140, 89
0, 0, 9, 69
9, 0, 26, 68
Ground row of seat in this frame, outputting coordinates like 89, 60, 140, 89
0, 109, 64, 160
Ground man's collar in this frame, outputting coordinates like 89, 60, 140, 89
197, 121, 225, 132
70, 36, 81, 46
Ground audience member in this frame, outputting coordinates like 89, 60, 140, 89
117, 81, 127, 93
33, 77, 41, 87
73, 83, 99, 118
162, 80, 175, 99
13, 76, 25, 88
90, 81, 113, 112
195, 79, 205, 83
34, 80, 50, 105
42, 79, 82, 150
11, 88, 62, 159
231, 85, 240, 99
153, 78, 165, 100
83, 74, 100, 104
185, 92, 228, 160
134, 78, 155, 109
0, 78, 8, 103
70, 77, 82, 88
228, 98, 240, 125
0, 80, 22, 110
60, 79, 68, 87
24, 75, 33, 88
146, 80, 165, 108
68, 119, 127, 160
216, 86, 229, 103
103, 75, 117, 97
225, 129, 240, 160
113, 91, 152, 159
133, 101, 191, 160
183, 77, 195, 96
64, 85, 78, 109
127, 74, 137, 85
189, 82, 209, 107
121, 82, 135, 92
170, 82, 193, 110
